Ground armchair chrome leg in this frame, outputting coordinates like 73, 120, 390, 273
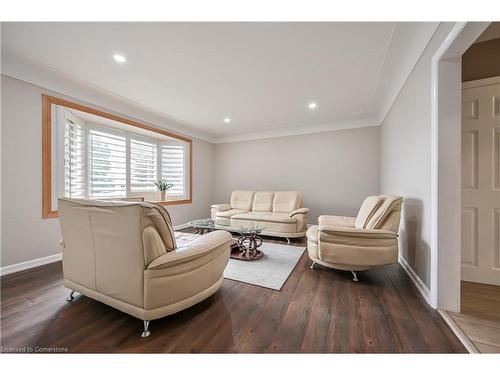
141, 320, 151, 338
310, 261, 316, 269
66, 290, 75, 302
285, 237, 290, 244
351, 270, 359, 282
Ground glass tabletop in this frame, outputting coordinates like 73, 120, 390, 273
189, 218, 266, 234
189, 218, 216, 228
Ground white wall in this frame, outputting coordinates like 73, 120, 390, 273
1, 71, 379, 270
0, 26, 3, 270
380, 23, 455, 292
1, 75, 214, 267
213, 127, 380, 222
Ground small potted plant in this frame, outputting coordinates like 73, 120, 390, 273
154, 178, 174, 201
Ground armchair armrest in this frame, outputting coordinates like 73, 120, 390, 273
210, 203, 231, 212
147, 230, 232, 270
317, 225, 399, 267
290, 207, 310, 217
318, 215, 356, 227
318, 224, 398, 239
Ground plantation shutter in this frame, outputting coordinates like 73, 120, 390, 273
88, 129, 127, 198
63, 117, 86, 198
130, 138, 158, 192
161, 143, 185, 196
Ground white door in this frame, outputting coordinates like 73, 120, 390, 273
461, 79, 500, 286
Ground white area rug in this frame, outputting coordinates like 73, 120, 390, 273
223, 243, 306, 291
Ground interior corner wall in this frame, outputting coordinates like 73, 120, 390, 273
379, 23, 455, 290
212, 126, 381, 223
0, 74, 214, 268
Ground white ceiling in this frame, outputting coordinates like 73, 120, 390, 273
1, 22, 439, 143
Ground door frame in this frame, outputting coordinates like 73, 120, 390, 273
431, 22, 490, 311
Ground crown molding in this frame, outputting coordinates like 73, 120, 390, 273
213, 117, 380, 143
1, 51, 218, 144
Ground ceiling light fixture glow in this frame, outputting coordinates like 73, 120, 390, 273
113, 54, 127, 63
224, 117, 231, 123
308, 102, 317, 110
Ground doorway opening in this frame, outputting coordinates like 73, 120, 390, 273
435, 22, 500, 353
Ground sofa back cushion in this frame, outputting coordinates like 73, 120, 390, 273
355, 195, 383, 229
272, 191, 302, 213
141, 202, 177, 256
252, 191, 275, 212
230, 190, 255, 210
365, 195, 403, 231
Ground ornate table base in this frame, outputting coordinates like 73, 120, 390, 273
230, 233, 264, 261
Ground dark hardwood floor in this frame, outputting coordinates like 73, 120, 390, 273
0, 229, 465, 353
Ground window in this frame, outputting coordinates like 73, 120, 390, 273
63, 114, 86, 198
130, 138, 158, 193
43, 95, 192, 218
88, 128, 127, 198
161, 144, 185, 196
63, 122, 188, 200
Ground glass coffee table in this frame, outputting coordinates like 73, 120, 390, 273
188, 219, 266, 261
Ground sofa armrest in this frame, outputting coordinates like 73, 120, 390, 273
147, 230, 232, 270
290, 207, 310, 217
318, 225, 398, 240
210, 203, 231, 212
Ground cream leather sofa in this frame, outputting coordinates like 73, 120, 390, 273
58, 198, 232, 337
306, 195, 402, 281
211, 191, 309, 240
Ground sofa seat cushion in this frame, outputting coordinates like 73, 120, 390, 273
232, 212, 297, 224
214, 209, 249, 219
214, 209, 248, 226
262, 212, 297, 224
231, 212, 298, 234
231, 211, 267, 221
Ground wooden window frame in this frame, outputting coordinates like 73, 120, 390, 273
42, 94, 193, 219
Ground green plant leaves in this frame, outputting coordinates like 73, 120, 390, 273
154, 178, 174, 191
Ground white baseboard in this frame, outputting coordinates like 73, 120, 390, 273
0, 253, 62, 277
1, 222, 192, 277
398, 256, 433, 307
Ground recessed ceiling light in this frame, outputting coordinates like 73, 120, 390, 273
224, 118, 231, 123
308, 102, 317, 110
113, 54, 127, 63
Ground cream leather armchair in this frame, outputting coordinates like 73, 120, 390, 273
58, 198, 232, 337
307, 195, 402, 281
